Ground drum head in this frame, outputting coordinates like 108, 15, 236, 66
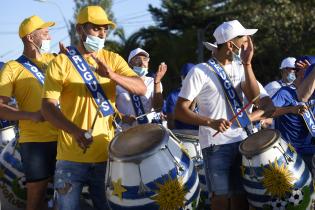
239, 129, 279, 158
109, 124, 167, 162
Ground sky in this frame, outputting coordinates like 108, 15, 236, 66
0, 0, 160, 62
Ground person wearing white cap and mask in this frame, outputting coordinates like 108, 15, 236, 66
175, 20, 260, 210
116, 48, 167, 130
264, 57, 297, 98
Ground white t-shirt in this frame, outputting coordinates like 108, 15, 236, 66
116, 76, 163, 130
264, 80, 290, 98
179, 60, 248, 149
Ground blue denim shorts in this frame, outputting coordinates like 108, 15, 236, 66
202, 141, 245, 196
20, 141, 57, 182
54, 160, 109, 210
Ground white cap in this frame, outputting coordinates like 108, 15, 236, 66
279, 57, 296, 70
128, 48, 149, 63
213, 20, 257, 44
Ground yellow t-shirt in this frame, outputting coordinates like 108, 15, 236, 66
0, 54, 58, 143
42, 49, 137, 163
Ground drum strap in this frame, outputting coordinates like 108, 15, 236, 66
16, 55, 45, 85
129, 93, 149, 124
65, 46, 114, 117
207, 58, 251, 128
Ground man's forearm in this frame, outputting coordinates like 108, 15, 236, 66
112, 74, 147, 96
152, 82, 163, 110
0, 103, 33, 121
41, 99, 78, 134
297, 66, 315, 102
242, 64, 260, 104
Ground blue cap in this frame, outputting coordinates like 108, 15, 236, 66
180, 63, 194, 77
0, 62, 4, 70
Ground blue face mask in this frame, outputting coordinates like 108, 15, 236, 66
231, 42, 242, 63
287, 72, 296, 83
133, 66, 148, 77
83, 35, 105, 52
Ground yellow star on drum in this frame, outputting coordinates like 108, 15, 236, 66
112, 178, 127, 201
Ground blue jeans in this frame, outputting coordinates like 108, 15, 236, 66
202, 142, 245, 196
54, 160, 109, 210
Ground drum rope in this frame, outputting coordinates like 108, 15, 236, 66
164, 145, 184, 173
137, 164, 151, 194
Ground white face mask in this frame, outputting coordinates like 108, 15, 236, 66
133, 66, 148, 77
40, 39, 51, 53
83, 35, 105, 52
231, 42, 242, 63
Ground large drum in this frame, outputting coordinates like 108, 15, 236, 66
0, 140, 54, 210
240, 129, 314, 210
106, 124, 200, 210
171, 129, 210, 208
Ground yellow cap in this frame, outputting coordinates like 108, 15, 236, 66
19, 15, 55, 38
77, 6, 116, 28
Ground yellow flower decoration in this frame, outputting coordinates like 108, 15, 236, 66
151, 175, 187, 210
262, 159, 295, 198
112, 178, 127, 201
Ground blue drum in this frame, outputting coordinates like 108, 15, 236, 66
239, 129, 314, 210
106, 124, 200, 210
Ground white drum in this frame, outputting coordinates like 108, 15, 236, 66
171, 129, 210, 209
0, 122, 17, 153
106, 124, 200, 210
240, 129, 314, 209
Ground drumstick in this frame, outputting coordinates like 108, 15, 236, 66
83, 106, 101, 153
212, 95, 260, 137
135, 109, 161, 120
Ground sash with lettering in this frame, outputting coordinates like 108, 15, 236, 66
129, 94, 149, 124
16, 55, 45, 85
65, 46, 114, 117
207, 58, 251, 128
289, 85, 315, 137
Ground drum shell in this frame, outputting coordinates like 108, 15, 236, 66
106, 126, 200, 210
240, 131, 313, 209
0, 126, 17, 151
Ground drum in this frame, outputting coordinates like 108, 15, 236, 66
106, 124, 200, 210
0, 140, 54, 210
171, 129, 210, 208
240, 129, 314, 210
0, 119, 17, 152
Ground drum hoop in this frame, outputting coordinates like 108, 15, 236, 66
109, 125, 169, 163
239, 129, 280, 158
172, 132, 199, 142
0, 125, 16, 131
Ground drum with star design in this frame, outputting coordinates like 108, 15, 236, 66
106, 124, 200, 210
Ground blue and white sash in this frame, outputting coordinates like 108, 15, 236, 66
16, 55, 45, 85
207, 58, 251, 128
66, 46, 114, 117
293, 101, 315, 137
129, 94, 149, 124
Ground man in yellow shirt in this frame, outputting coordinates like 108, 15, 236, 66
41, 6, 146, 210
0, 16, 58, 210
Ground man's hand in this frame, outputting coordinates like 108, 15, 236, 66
296, 59, 311, 71
292, 104, 308, 115
241, 36, 254, 65
91, 54, 116, 79
58, 42, 69, 54
29, 111, 45, 122
208, 118, 232, 133
154, 62, 167, 83
122, 114, 136, 125
71, 127, 93, 151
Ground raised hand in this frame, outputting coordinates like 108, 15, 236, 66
154, 62, 167, 83
91, 54, 115, 79
240, 36, 254, 65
